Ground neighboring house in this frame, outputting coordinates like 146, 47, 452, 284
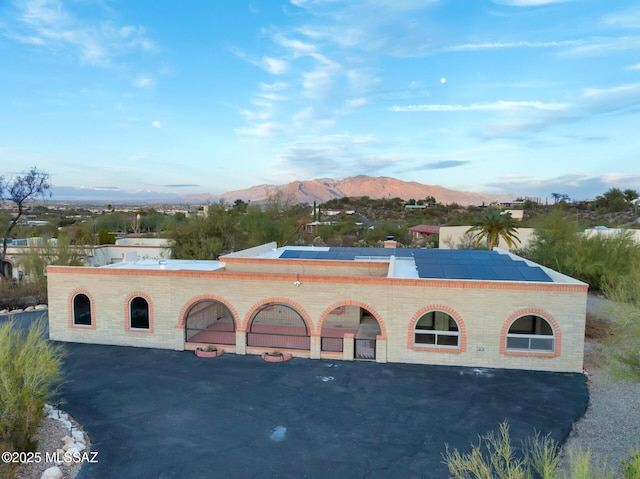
408, 225, 440, 241
583, 227, 640, 242
4, 237, 171, 283
48, 241, 587, 373
438, 226, 536, 251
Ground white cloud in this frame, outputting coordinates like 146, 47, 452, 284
6, 0, 155, 66
563, 36, 640, 56
343, 98, 368, 110
446, 40, 582, 52
389, 100, 568, 112
134, 75, 155, 89
273, 32, 317, 55
260, 81, 289, 91
152, 121, 161, 128
301, 55, 341, 99
262, 56, 288, 74
236, 122, 283, 138
602, 8, 640, 29
581, 82, 640, 98
258, 92, 287, 101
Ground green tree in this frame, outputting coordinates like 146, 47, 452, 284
0, 167, 51, 282
594, 188, 634, 212
466, 209, 521, 249
169, 216, 224, 259
97, 229, 116, 245
602, 263, 640, 382
18, 234, 86, 295
0, 319, 65, 455
524, 210, 580, 273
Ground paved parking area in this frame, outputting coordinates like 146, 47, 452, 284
4, 312, 589, 478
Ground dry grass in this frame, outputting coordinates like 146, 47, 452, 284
584, 312, 611, 340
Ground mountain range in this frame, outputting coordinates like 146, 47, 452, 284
52, 176, 516, 206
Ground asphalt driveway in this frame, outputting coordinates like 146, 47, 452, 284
5, 312, 589, 478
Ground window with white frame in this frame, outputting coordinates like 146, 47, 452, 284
73, 293, 92, 326
130, 296, 150, 330
506, 315, 554, 352
414, 311, 459, 347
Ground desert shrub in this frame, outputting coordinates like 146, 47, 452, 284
0, 318, 65, 452
443, 421, 529, 479
622, 450, 640, 479
443, 421, 620, 479
0, 282, 47, 310
565, 448, 614, 479
524, 431, 562, 479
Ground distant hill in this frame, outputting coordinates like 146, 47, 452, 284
184, 176, 516, 207
51, 176, 517, 206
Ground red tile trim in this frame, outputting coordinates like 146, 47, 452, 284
67, 288, 97, 330
499, 308, 561, 358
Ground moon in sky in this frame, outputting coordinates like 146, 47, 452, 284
440, 77, 447, 84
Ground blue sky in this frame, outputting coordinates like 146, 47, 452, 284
1, 0, 639, 202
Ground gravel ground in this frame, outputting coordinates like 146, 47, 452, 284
560, 295, 640, 477
15, 410, 89, 479
561, 338, 640, 476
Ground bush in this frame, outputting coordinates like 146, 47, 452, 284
0, 318, 65, 453
622, 450, 640, 479
0, 282, 47, 311
443, 421, 621, 479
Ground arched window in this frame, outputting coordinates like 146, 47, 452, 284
414, 311, 459, 347
506, 315, 555, 352
130, 297, 150, 330
73, 294, 92, 326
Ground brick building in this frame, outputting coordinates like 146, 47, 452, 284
47, 242, 588, 372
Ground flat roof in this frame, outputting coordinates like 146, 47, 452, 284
102, 259, 224, 272
103, 244, 580, 284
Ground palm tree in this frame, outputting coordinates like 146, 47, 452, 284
466, 209, 521, 250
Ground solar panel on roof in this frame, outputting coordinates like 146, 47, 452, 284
466, 264, 500, 280
517, 267, 553, 282
442, 264, 472, 279
490, 266, 525, 281
277, 246, 554, 282
279, 250, 301, 258
416, 263, 444, 278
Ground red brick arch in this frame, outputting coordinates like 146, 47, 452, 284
317, 300, 387, 340
500, 308, 561, 357
407, 304, 467, 353
124, 291, 154, 333
242, 297, 314, 334
67, 288, 97, 330
175, 294, 240, 330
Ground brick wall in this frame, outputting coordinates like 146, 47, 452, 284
47, 265, 587, 372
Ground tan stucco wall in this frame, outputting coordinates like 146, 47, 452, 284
47, 264, 587, 372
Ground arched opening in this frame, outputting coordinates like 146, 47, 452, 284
247, 302, 310, 350
414, 310, 460, 348
506, 314, 555, 352
321, 305, 381, 360
130, 296, 150, 330
185, 300, 236, 345
1, 260, 13, 282
72, 293, 92, 326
